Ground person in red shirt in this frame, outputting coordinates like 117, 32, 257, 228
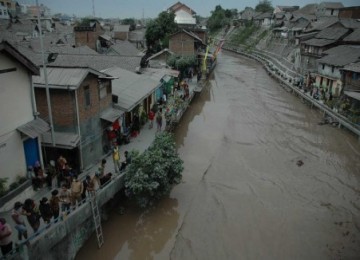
148, 110, 155, 129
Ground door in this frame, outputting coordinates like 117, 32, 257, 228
23, 138, 40, 167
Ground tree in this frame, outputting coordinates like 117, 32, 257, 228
145, 11, 178, 51
207, 5, 236, 33
124, 133, 184, 208
255, 0, 274, 13
122, 18, 136, 31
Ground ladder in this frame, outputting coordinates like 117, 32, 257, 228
90, 193, 104, 248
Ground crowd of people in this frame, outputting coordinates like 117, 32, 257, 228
0, 150, 132, 258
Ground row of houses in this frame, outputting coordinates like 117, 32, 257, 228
234, 2, 360, 120
0, 1, 213, 189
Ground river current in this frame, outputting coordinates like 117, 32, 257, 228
77, 51, 360, 260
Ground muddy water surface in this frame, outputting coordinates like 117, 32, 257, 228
77, 51, 360, 260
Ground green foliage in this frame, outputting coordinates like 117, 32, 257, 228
167, 55, 196, 77
207, 5, 232, 33
121, 18, 136, 31
229, 22, 259, 45
145, 11, 178, 51
255, 0, 274, 13
124, 133, 184, 208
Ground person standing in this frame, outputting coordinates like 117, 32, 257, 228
98, 159, 106, 179
49, 190, 60, 222
156, 108, 163, 132
23, 199, 40, 234
59, 185, 71, 216
112, 144, 121, 173
11, 202, 28, 241
0, 218, 13, 257
39, 197, 53, 225
70, 175, 83, 207
148, 110, 155, 129
82, 176, 91, 201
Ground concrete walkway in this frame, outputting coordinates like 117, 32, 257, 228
0, 75, 199, 257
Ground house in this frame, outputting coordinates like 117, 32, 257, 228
253, 12, 273, 27
0, 0, 16, 16
274, 6, 299, 14
339, 6, 360, 19
168, 29, 205, 57
315, 45, 360, 96
0, 5, 9, 19
300, 27, 350, 72
74, 19, 105, 51
102, 67, 162, 130
33, 66, 115, 171
341, 62, 360, 122
146, 48, 174, 68
0, 40, 50, 186
316, 2, 344, 17
113, 24, 130, 41
167, 1, 196, 27
343, 28, 360, 45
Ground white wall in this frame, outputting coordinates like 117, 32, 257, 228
0, 52, 35, 184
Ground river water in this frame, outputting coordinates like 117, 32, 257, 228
76, 51, 360, 260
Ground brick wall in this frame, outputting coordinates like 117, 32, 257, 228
169, 32, 195, 56
35, 88, 76, 131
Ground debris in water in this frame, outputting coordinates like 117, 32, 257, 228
296, 160, 304, 167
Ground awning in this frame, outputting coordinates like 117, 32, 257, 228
345, 91, 360, 101
100, 107, 124, 123
17, 118, 50, 138
41, 132, 80, 149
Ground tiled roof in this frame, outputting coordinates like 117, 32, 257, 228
108, 41, 142, 56
302, 38, 336, 46
344, 29, 360, 42
50, 53, 142, 72
315, 27, 349, 40
305, 17, 339, 32
320, 2, 344, 9
318, 45, 360, 66
342, 62, 360, 73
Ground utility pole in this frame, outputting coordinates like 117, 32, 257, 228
36, 0, 55, 146
92, 0, 96, 17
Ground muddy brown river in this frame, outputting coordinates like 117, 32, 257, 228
77, 51, 360, 260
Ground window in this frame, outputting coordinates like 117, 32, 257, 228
322, 64, 325, 70
99, 82, 107, 100
331, 66, 334, 73
331, 9, 334, 15
84, 86, 91, 107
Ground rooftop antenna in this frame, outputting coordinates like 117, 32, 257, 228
92, 0, 96, 17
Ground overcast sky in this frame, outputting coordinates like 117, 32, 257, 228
23, 0, 360, 18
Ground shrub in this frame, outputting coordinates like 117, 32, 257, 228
124, 133, 184, 208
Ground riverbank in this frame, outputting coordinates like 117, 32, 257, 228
222, 45, 360, 140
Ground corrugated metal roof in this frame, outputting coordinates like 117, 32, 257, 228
108, 41, 142, 56
100, 107, 124, 122
42, 131, 79, 149
17, 118, 50, 138
33, 67, 108, 89
345, 91, 360, 101
102, 67, 159, 111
